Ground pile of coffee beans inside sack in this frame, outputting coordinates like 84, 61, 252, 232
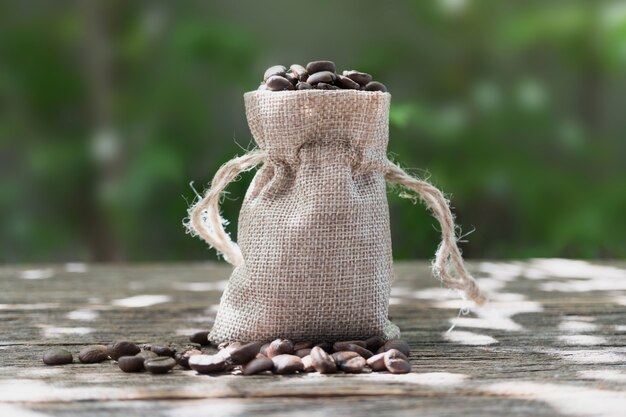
259, 60, 387, 92
42, 332, 411, 376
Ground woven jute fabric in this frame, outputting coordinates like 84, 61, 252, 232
188, 89, 485, 345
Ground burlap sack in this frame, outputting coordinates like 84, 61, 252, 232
188, 90, 484, 345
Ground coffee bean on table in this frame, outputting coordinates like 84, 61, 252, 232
366, 352, 387, 371
107, 341, 140, 360
78, 345, 109, 363
263, 65, 287, 81
229, 341, 264, 365
315, 341, 333, 353
271, 354, 304, 374
383, 349, 411, 374
365, 335, 385, 352
306, 60, 336, 74
307, 71, 335, 85
265, 75, 293, 91
310, 346, 337, 374
363, 81, 387, 92
150, 345, 176, 358
331, 351, 361, 366
42, 348, 73, 365
144, 357, 176, 374
189, 331, 210, 346
339, 356, 366, 373
343, 70, 373, 86
295, 348, 312, 358
336, 75, 360, 90
301, 355, 315, 372
118, 355, 145, 373
242, 356, 274, 375
267, 339, 294, 358
378, 339, 410, 357
260, 343, 271, 356
332, 340, 367, 352
188, 354, 227, 374
342, 343, 373, 359
175, 349, 202, 368
293, 341, 313, 351
136, 350, 158, 360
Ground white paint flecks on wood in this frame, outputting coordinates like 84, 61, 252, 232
41, 326, 93, 338
20, 269, 54, 280
66, 309, 99, 321
443, 330, 498, 345
65, 263, 88, 273
111, 295, 171, 308
578, 369, 626, 382
176, 281, 228, 292
557, 335, 607, 346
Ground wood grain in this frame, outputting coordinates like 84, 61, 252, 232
0, 260, 625, 416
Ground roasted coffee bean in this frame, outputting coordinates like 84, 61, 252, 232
336, 75, 360, 90
306, 60, 336, 74
383, 349, 411, 374
315, 341, 333, 353
295, 348, 312, 358
284, 72, 298, 85
175, 348, 202, 368
289, 64, 308, 81
263, 65, 287, 81
217, 341, 242, 360
366, 352, 387, 371
136, 350, 158, 360
78, 345, 109, 363
267, 339, 294, 358
265, 75, 293, 91
150, 345, 176, 358
378, 339, 410, 357
296, 82, 313, 90
188, 354, 227, 374
107, 341, 140, 360
257, 83, 269, 91
316, 82, 339, 90
363, 81, 387, 92
242, 356, 274, 375
331, 351, 361, 366
343, 70, 373, 86
144, 356, 176, 374
118, 355, 145, 373
217, 341, 230, 350
229, 341, 264, 365
340, 356, 366, 373
332, 340, 367, 352
271, 354, 304, 374
343, 343, 373, 359
365, 335, 385, 352
189, 331, 210, 346
42, 348, 73, 365
307, 71, 335, 85
301, 355, 315, 372
260, 343, 271, 356
293, 341, 314, 351
310, 346, 337, 374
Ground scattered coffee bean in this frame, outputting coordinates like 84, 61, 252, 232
266, 75, 293, 91
331, 351, 361, 366
136, 350, 158, 360
301, 355, 315, 372
263, 65, 287, 81
295, 348, 312, 358
289, 64, 308, 81
175, 348, 202, 369
336, 75, 360, 89
189, 331, 210, 346
260, 343, 271, 356
310, 346, 337, 374
267, 339, 294, 358
150, 345, 176, 358
293, 341, 314, 351
363, 81, 387, 92
42, 349, 73, 365
315, 341, 333, 353
229, 341, 264, 365
78, 345, 109, 364
242, 356, 274, 375
306, 60, 337, 74
333, 340, 367, 352
366, 352, 387, 372
118, 355, 145, 373
144, 356, 176, 374
343, 343, 373, 359
339, 356, 366, 373
188, 354, 227, 374
383, 349, 411, 374
343, 70, 373, 86
378, 339, 410, 357
307, 71, 335, 85
271, 354, 304, 374
107, 341, 140, 360
365, 335, 385, 352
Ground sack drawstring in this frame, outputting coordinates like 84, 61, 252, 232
384, 159, 486, 305
186, 150, 266, 267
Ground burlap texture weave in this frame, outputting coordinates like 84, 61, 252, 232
208, 90, 400, 344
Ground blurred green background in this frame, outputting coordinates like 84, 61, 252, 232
1, 0, 625, 263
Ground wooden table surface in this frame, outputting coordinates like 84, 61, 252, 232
1, 260, 625, 417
